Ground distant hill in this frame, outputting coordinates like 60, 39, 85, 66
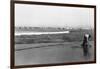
15, 27, 70, 32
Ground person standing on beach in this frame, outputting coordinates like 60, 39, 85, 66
81, 34, 91, 57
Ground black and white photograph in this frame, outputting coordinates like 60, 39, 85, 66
11, 0, 96, 68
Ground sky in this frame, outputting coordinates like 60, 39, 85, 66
15, 4, 94, 29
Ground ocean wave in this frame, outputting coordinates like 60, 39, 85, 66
15, 31, 70, 35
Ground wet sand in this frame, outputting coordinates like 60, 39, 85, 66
15, 41, 94, 65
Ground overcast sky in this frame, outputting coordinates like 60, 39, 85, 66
15, 4, 94, 29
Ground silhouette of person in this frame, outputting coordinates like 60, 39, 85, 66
81, 34, 91, 57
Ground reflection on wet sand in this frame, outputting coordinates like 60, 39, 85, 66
15, 41, 94, 65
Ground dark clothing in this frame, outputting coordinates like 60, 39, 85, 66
82, 34, 90, 56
